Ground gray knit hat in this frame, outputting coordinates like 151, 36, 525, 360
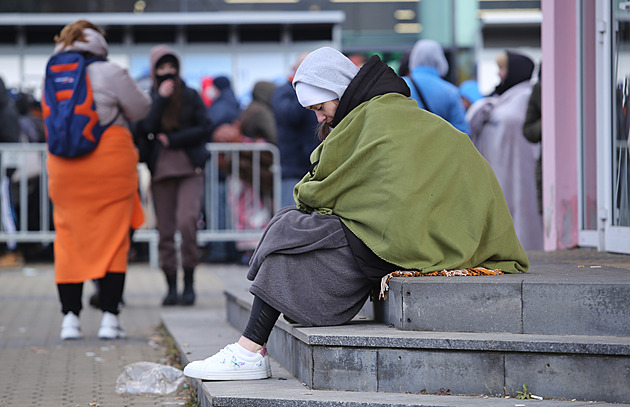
292, 47, 359, 107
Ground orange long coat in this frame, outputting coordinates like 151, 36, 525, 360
47, 125, 144, 284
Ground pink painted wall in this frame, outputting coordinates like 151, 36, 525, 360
541, 0, 579, 250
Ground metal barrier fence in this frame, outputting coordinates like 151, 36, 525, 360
0, 142, 282, 269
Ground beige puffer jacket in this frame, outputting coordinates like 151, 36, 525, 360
51, 28, 151, 128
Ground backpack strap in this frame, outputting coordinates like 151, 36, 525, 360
406, 75, 433, 114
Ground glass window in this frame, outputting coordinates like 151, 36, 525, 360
580, 0, 598, 230
613, 0, 630, 226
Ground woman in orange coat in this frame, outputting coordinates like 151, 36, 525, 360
45, 20, 151, 340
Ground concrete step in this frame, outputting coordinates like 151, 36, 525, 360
162, 308, 629, 407
224, 281, 630, 404
376, 262, 630, 336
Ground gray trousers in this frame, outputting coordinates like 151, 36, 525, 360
151, 174, 203, 273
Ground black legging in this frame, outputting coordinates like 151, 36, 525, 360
57, 272, 125, 315
242, 296, 280, 346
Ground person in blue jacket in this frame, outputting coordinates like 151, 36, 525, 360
207, 76, 241, 135
203, 76, 242, 263
403, 39, 469, 135
271, 53, 320, 207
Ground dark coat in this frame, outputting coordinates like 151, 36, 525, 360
0, 78, 20, 143
208, 87, 240, 134
271, 81, 320, 179
134, 84, 212, 173
240, 81, 277, 144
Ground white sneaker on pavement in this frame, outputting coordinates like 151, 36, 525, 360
60, 312, 82, 340
98, 311, 127, 339
184, 343, 271, 380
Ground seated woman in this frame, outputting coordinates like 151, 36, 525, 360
183, 47, 528, 381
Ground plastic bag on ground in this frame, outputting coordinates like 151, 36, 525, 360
115, 361, 185, 395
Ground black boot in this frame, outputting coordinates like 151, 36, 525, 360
162, 272, 178, 306
180, 267, 195, 306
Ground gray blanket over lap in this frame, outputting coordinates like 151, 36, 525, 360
247, 206, 374, 327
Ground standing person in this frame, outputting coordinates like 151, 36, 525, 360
0, 76, 22, 268
183, 47, 528, 381
16, 92, 45, 143
11, 92, 46, 262
239, 80, 278, 145
523, 65, 542, 215
403, 39, 469, 134
271, 53, 320, 208
0, 78, 20, 144
203, 75, 241, 264
467, 50, 542, 251
134, 45, 212, 307
207, 76, 241, 135
45, 20, 151, 340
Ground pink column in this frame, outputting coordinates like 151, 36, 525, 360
541, 0, 579, 250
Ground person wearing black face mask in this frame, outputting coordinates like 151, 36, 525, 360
133, 45, 212, 306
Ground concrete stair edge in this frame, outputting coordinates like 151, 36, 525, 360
378, 274, 630, 336
224, 286, 630, 404
225, 290, 630, 355
161, 309, 628, 407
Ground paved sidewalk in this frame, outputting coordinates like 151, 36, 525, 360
0, 261, 249, 407
0, 248, 628, 406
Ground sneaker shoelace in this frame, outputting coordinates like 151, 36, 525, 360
203, 344, 266, 363
203, 344, 235, 363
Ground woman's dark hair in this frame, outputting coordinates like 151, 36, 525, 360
317, 122, 332, 141
155, 57, 183, 132
161, 85, 183, 133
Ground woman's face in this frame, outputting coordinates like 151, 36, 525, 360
307, 99, 339, 124
496, 53, 508, 83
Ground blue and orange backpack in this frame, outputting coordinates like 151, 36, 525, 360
42, 51, 115, 158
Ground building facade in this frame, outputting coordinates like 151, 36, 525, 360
3, 0, 627, 254
0, 12, 344, 100
545, 0, 630, 254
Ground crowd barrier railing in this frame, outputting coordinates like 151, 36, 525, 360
0, 142, 282, 269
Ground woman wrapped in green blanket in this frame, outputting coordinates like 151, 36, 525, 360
183, 47, 528, 382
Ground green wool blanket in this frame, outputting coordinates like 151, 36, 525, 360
295, 93, 528, 273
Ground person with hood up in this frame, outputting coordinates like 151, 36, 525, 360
46, 20, 151, 340
466, 50, 542, 251
239, 80, 278, 144
134, 45, 212, 306
403, 39, 469, 134
207, 76, 241, 136
182, 47, 528, 382
203, 75, 242, 264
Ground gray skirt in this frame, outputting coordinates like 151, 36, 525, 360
247, 207, 373, 327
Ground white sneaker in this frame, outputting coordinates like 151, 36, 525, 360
60, 312, 82, 340
184, 343, 271, 380
98, 312, 127, 339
